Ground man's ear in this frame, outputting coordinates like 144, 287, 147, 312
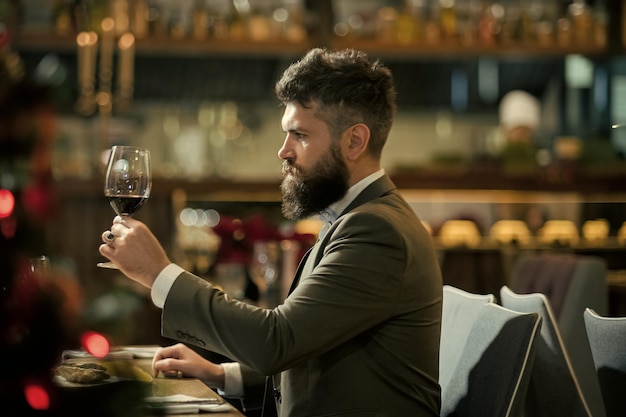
345, 123, 370, 160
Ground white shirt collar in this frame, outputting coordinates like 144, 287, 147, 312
320, 168, 385, 223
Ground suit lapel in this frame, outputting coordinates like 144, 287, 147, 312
288, 246, 313, 295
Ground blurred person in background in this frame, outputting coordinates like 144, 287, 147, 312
100, 48, 443, 417
497, 89, 544, 170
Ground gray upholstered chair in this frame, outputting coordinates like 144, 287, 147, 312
500, 285, 592, 417
441, 302, 542, 417
509, 252, 608, 417
583, 308, 626, 417
440, 285, 496, 396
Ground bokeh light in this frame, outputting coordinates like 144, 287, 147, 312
0, 189, 15, 218
179, 207, 220, 227
24, 383, 50, 410
81, 331, 110, 358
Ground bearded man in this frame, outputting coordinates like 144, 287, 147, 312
100, 48, 442, 417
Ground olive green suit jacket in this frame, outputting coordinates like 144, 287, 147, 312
161, 175, 443, 417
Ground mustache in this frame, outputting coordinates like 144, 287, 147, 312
282, 160, 299, 176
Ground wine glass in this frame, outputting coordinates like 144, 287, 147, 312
97, 145, 151, 269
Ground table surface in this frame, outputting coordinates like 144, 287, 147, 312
59, 355, 244, 416
136, 359, 244, 416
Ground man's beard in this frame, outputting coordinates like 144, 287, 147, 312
280, 145, 349, 221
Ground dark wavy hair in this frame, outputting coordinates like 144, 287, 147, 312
275, 48, 397, 159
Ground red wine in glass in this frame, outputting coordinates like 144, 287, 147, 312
108, 195, 148, 216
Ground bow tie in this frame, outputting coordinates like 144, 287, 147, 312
318, 208, 337, 240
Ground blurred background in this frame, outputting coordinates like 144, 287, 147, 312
2, 0, 626, 378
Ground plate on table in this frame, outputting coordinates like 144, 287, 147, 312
54, 360, 153, 387
53, 360, 153, 413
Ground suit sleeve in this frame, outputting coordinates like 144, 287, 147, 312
239, 364, 267, 412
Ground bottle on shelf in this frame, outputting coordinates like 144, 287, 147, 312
439, 0, 458, 42
192, 0, 209, 41
396, 0, 424, 45
568, 0, 593, 46
53, 0, 73, 36
592, 0, 607, 48
376, 6, 397, 43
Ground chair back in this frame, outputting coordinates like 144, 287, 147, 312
583, 308, 626, 417
441, 303, 541, 417
509, 253, 608, 417
500, 286, 592, 417
440, 285, 496, 394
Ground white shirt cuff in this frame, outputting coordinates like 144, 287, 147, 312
217, 362, 244, 398
151, 263, 185, 308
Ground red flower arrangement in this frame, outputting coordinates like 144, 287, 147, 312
211, 213, 315, 267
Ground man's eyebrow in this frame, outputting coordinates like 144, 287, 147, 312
283, 125, 304, 133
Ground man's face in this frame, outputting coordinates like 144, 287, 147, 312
278, 102, 349, 220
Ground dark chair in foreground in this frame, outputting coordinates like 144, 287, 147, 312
441, 302, 542, 417
500, 286, 592, 417
509, 252, 608, 417
583, 308, 626, 417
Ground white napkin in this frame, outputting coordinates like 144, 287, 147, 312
61, 349, 134, 361
144, 394, 231, 414
119, 346, 160, 359
62, 346, 160, 361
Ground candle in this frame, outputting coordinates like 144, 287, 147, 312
99, 17, 115, 94
76, 31, 89, 87
76, 31, 98, 90
75, 31, 98, 115
112, 0, 130, 37
117, 32, 135, 95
